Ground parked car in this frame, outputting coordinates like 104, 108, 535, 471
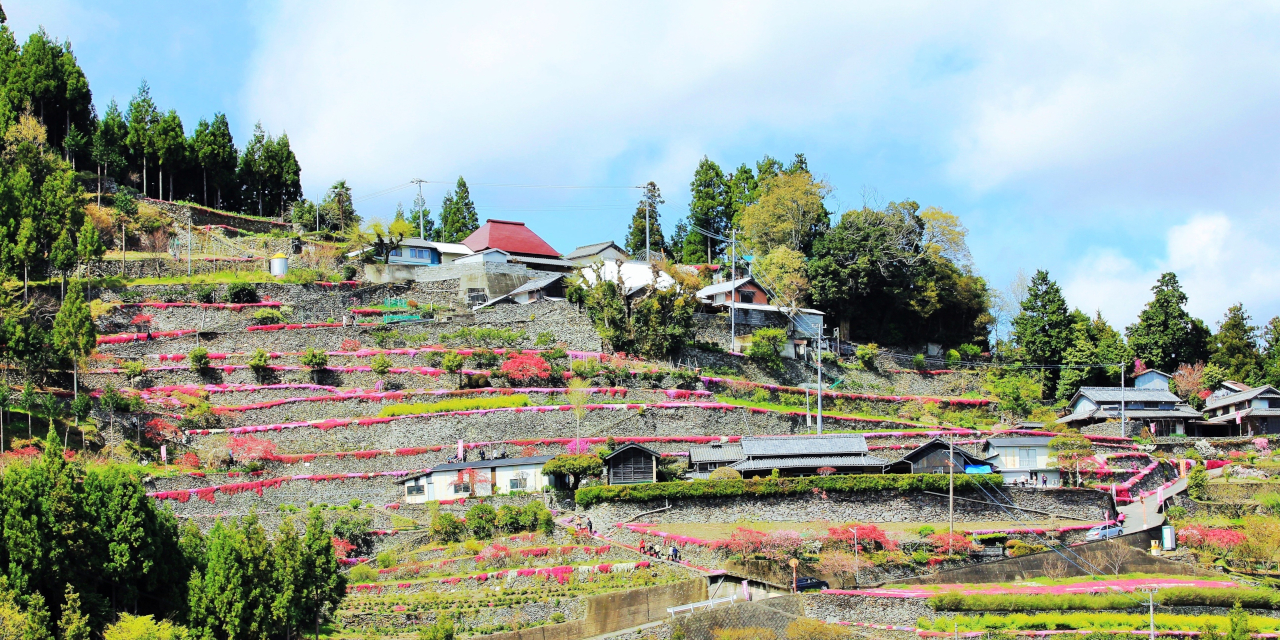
793, 577, 829, 592
1085, 523, 1123, 541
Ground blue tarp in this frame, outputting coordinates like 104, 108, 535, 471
965, 465, 993, 474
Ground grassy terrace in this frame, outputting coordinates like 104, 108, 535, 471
648, 519, 1068, 542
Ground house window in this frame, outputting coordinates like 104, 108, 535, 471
453, 482, 470, 495
1018, 448, 1036, 468
390, 248, 402, 257
510, 476, 528, 490
1271, 399, 1280, 409
738, 290, 755, 303
406, 483, 424, 496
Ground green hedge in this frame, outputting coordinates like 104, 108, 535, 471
929, 587, 1277, 612
574, 473, 1003, 508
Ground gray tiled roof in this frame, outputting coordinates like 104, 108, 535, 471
508, 274, 564, 296
740, 434, 868, 457
1207, 407, 1280, 423
984, 436, 1056, 447
1205, 385, 1280, 411
729, 454, 889, 471
689, 442, 744, 464
897, 438, 989, 466
427, 455, 555, 474
1076, 387, 1181, 403
565, 241, 624, 260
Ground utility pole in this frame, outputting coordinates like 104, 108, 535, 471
729, 228, 735, 351
816, 316, 824, 434
1119, 361, 1126, 438
645, 197, 651, 262
949, 433, 955, 537
187, 219, 192, 277
412, 179, 428, 239
852, 527, 859, 587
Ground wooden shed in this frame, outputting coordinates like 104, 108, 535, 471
604, 443, 660, 485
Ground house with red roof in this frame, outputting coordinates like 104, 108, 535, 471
460, 220, 575, 272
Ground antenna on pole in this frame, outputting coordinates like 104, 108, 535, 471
411, 179, 428, 239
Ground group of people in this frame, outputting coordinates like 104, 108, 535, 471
1013, 474, 1050, 488
444, 448, 510, 465
569, 515, 595, 535
637, 538, 680, 563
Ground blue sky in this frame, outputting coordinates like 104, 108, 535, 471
11, 1, 1280, 333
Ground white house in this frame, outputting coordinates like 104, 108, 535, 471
566, 241, 630, 265
980, 436, 1061, 487
395, 455, 556, 503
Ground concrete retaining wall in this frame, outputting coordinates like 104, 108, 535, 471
476, 579, 706, 640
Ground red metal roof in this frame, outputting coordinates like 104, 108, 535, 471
461, 219, 561, 258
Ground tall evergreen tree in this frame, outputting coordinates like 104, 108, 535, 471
152, 109, 185, 202
192, 113, 237, 209
48, 228, 74, 298
91, 100, 127, 206
300, 508, 344, 640
125, 81, 158, 197
1261, 316, 1280, 388
1011, 270, 1072, 398
624, 181, 666, 259
727, 163, 758, 227
1210, 303, 1263, 384
435, 176, 478, 242
1125, 272, 1212, 372
682, 157, 731, 264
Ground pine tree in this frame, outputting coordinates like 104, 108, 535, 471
624, 181, 666, 259
683, 157, 731, 264
436, 176, 478, 242
727, 163, 758, 227
1262, 316, 1280, 387
300, 508, 345, 640
52, 280, 95, 395
271, 519, 305, 640
1210, 304, 1263, 384
125, 81, 158, 198
58, 585, 89, 640
75, 217, 104, 277
237, 514, 276, 640
196, 520, 247, 640
48, 229, 75, 299
1126, 272, 1212, 372
24, 592, 51, 640
1012, 270, 1072, 398
153, 109, 185, 201
192, 113, 237, 209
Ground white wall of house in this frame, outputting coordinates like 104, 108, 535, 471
406, 463, 550, 502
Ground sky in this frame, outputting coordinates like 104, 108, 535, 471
10, 1, 1280, 332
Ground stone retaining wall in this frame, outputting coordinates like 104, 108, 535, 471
583, 489, 1114, 529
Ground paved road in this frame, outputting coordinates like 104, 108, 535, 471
1119, 476, 1187, 534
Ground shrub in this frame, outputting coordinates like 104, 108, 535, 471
709, 467, 742, 480
1165, 505, 1188, 520
104, 614, 188, 640
300, 348, 328, 370
466, 503, 498, 539
418, 617, 455, 640
856, 343, 878, 370
1255, 492, 1280, 514
123, 360, 147, 380
912, 353, 928, 370
1188, 466, 1208, 500
188, 347, 211, 372
348, 563, 378, 583
520, 502, 547, 531
378, 395, 530, 417
376, 550, 395, 568
495, 505, 522, 533
784, 618, 851, 640
945, 349, 961, 369
370, 353, 393, 377
191, 284, 217, 303
281, 268, 320, 285
917, 525, 936, 538
430, 512, 466, 543
538, 509, 555, 536
543, 454, 604, 491
958, 343, 982, 359
250, 308, 286, 325
341, 264, 359, 281
747, 328, 786, 371
576, 473, 1003, 508
501, 354, 551, 382
247, 348, 271, 371
928, 533, 976, 554
223, 282, 259, 303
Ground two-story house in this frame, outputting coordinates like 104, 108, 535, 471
980, 436, 1060, 487
395, 455, 556, 503
1202, 385, 1280, 436
1056, 370, 1200, 436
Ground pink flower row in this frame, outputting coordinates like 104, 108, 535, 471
147, 468, 427, 503
97, 330, 198, 344
120, 301, 282, 310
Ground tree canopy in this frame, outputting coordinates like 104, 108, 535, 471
1125, 272, 1211, 373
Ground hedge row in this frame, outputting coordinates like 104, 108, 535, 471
574, 473, 1003, 508
929, 586, 1275, 612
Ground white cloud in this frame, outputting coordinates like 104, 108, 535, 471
1062, 214, 1280, 329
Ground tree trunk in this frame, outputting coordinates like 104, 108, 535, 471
97, 163, 102, 209
159, 168, 163, 201
203, 168, 207, 206
143, 158, 148, 198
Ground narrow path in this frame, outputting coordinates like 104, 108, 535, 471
1119, 475, 1186, 534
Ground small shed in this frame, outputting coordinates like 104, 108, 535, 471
604, 443, 661, 485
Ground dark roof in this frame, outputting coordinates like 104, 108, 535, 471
565, 241, 628, 260
984, 436, 1056, 447
603, 443, 661, 461
1205, 385, 1280, 411
730, 454, 889, 471
740, 434, 868, 457
1074, 387, 1182, 403
395, 471, 431, 484
689, 442, 745, 464
426, 455, 556, 475
897, 438, 988, 466
697, 277, 754, 298
462, 220, 561, 258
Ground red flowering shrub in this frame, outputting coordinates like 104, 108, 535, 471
179, 452, 201, 468
131, 313, 154, 326
928, 533, 976, 554
520, 445, 539, 457
826, 524, 898, 551
1177, 525, 1246, 552
341, 339, 361, 351
229, 436, 278, 461
816, 466, 837, 476
501, 355, 551, 382
331, 537, 356, 558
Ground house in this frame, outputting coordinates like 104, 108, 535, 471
688, 441, 745, 479
1202, 385, 1280, 436
461, 219, 577, 272
580, 259, 676, 294
728, 434, 889, 478
696, 277, 768, 305
604, 443, 661, 485
1056, 386, 1200, 436
566, 241, 629, 265
887, 438, 993, 474
383, 238, 474, 266
394, 455, 556, 503
1208, 380, 1253, 401
475, 274, 567, 309
980, 437, 1060, 487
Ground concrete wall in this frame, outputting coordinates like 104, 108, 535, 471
477, 579, 706, 640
